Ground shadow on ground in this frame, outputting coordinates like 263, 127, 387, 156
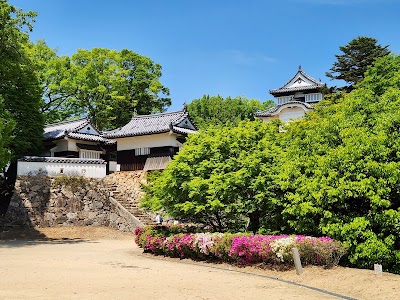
0, 226, 96, 248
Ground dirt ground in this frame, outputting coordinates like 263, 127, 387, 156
0, 227, 399, 300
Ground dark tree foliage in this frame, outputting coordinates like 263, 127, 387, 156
326, 36, 390, 91
0, 97, 15, 171
0, 1, 44, 213
186, 95, 275, 129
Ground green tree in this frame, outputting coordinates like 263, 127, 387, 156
186, 95, 275, 129
0, 1, 44, 213
326, 36, 390, 91
30, 44, 171, 129
0, 97, 15, 172
26, 40, 74, 123
280, 54, 400, 273
142, 120, 284, 233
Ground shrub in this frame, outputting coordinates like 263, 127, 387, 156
134, 225, 346, 268
52, 176, 90, 192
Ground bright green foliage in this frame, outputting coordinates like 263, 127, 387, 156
280, 55, 400, 273
0, 1, 43, 159
0, 1, 44, 214
30, 43, 171, 129
326, 36, 390, 91
186, 95, 275, 129
0, 97, 15, 172
26, 40, 74, 123
142, 120, 283, 233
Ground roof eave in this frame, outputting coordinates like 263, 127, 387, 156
270, 85, 324, 95
106, 129, 172, 139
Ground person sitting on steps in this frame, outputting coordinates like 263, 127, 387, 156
155, 213, 163, 225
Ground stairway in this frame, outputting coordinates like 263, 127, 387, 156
106, 173, 156, 226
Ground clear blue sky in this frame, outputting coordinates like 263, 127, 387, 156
10, 0, 400, 111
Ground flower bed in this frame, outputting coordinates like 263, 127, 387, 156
134, 225, 347, 268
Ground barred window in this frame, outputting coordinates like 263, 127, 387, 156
135, 147, 150, 156
79, 150, 101, 159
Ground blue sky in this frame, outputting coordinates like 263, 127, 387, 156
10, 0, 400, 111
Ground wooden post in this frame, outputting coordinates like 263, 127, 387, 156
292, 247, 303, 275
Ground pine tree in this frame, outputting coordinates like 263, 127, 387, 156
326, 36, 390, 91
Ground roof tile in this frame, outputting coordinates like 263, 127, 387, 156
18, 156, 106, 164
103, 110, 197, 138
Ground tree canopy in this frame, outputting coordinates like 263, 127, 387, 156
280, 54, 400, 272
143, 54, 400, 273
0, 1, 43, 159
0, 97, 15, 172
30, 42, 171, 130
186, 95, 274, 129
0, 1, 44, 213
326, 36, 390, 91
141, 120, 283, 233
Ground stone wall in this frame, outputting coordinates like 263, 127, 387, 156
1, 176, 135, 231
104, 171, 146, 202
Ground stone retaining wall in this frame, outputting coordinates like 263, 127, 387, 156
0, 176, 135, 232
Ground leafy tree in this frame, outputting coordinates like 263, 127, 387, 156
0, 1, 43, 157
280, 54, 400, 273
142, 120, 284, 233
0, 1, 44, 213
30, 43, 171, 129
0, 97, 15, 172
26, 40, 74, 123
326, 36, 390, 91
186, 95, 275, 129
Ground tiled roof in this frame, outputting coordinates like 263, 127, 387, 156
67, 132, 114, 143
103, 110, 197, 138
270, 85, 324, 94
254, 101, 313, 117
270, 69, 325, 95
171, 126, 197, 135
44, 119, 89, 140
18, 156, 106, 165
44, 118, 115, 144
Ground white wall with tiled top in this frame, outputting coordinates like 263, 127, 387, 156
17, 161, 106, 178
116, 133, 180, 151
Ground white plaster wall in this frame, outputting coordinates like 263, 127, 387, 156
17, 161, 106, 178
116, 133, 180, 151
54, 140, 68, 152
77, 124, 99, 135
279, 107, 307, 122
109, 161, 117, 172
68, 139, 104, 153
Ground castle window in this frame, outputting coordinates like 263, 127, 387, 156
135, 147, 150, 156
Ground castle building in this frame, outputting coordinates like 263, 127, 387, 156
17, 108, 197, 178
255, 66, 325, 122
103, 109, 197, 171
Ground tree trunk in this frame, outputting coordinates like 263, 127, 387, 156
0, 161, 17, 215
248, 211, 261, 234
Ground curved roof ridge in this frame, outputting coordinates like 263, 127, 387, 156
254, 101, 313, 117
130, 109, 185, 119
298, 69, 324, 85
103, 109, 195, 138
270, 68, 324, 95
45, 117, 88, 128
